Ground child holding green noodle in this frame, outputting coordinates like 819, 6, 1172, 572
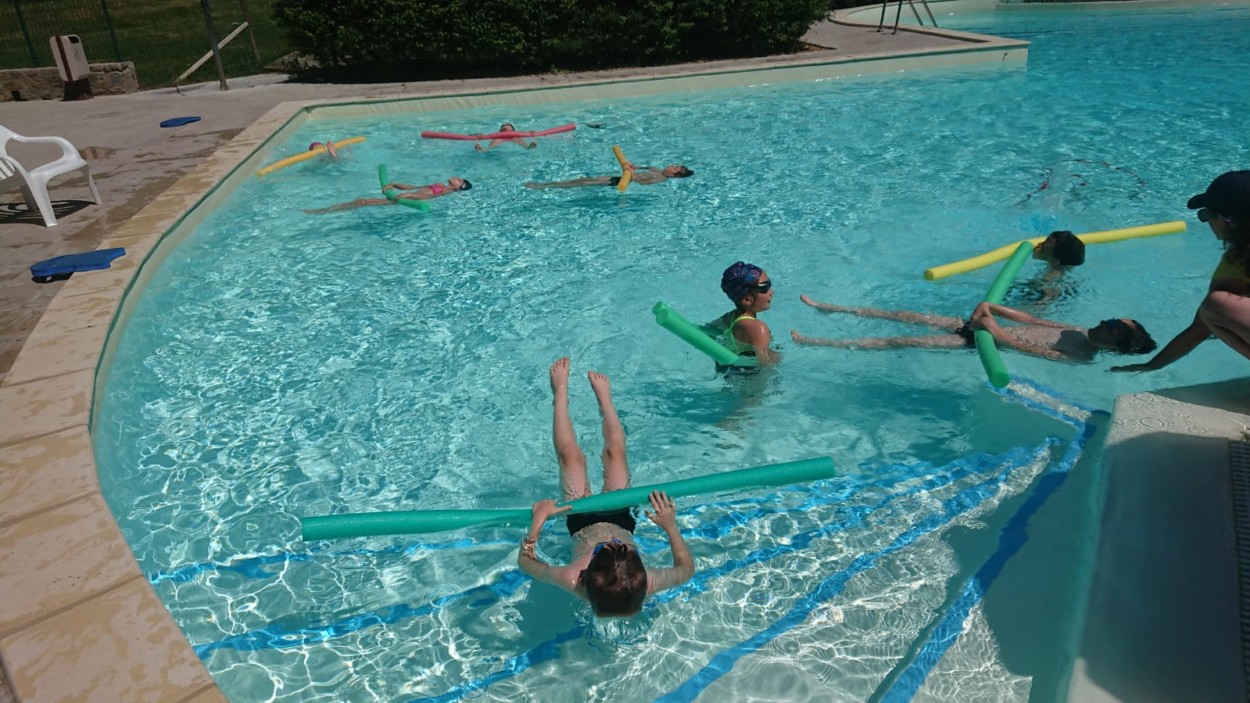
518, 358, 694, 618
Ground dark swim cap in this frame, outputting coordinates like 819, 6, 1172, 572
721, 261, 764, 303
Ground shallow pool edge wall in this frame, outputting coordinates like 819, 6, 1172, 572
842, 0, 1250, 25
1067, 379, 1250, 703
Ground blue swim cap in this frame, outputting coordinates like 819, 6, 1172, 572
721, 261, 763, 303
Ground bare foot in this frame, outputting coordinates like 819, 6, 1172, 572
791, 330, 811, 344
587, 370, 612, 406
474, 144, 485, 152
550, 357, 571, 400
800, 294, 844, 312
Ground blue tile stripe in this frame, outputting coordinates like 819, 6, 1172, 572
653, 453, 1030, 703
185, 451, 1027, 658
869, 380, 1105, 702
407, 446, 1049, 703
874, 418, 1099, 703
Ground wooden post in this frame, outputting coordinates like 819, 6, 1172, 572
200, 0, 229, 90
239, 0, 262, 65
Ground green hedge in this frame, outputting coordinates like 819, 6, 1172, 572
273, 0, 831, 81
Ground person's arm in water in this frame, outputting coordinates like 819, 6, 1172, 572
1111, 314, 1210, 372
645, 491, 694, 591
518, 499, 579, 592
970, 310, 1068, 360
973, 301, 1073, 329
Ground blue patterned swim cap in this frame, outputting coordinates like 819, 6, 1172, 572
721, 261, 764, 303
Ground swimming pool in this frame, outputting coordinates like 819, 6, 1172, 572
94, 4, 1250, 702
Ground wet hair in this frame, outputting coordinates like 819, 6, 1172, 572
671, 165, 694, 178
458, 179, 473, 191
580, 542, 647, 617
499, 123, 514, 131
1044, 230, 1085, 266
721, 261, 764, 305
1119, 320, 1157, 354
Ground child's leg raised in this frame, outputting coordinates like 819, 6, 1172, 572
588, 370, 629, 492
551, 358, 590, 501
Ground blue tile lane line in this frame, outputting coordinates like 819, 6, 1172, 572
875, 417, 1099, 702
403, 444, 1052, 703
183, 451, 1026, 656
651, 448, 1035, 703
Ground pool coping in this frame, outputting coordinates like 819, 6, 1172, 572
0, 3, 1241, 701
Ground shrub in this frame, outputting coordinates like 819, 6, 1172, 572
273, 0, 830, 81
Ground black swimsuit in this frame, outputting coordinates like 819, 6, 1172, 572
955, 321, 977, 348
566, 508, 637, 536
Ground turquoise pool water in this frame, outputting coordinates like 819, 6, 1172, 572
95, 5, 1249, 702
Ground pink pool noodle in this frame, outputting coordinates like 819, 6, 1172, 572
420, 123, 577, 140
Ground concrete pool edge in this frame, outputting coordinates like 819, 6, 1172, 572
1066, 378, 1250, 703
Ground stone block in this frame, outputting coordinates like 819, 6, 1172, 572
0, 62, 138, 102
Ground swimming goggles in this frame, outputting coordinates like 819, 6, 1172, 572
592, 538, 626, 556
752, 280, 772, 293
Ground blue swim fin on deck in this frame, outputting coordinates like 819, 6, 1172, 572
160, 116, 201, 128
30, 247, 125, 283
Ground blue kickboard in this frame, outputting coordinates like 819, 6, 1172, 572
160, 116, 201, 128
30, 248, 125, 277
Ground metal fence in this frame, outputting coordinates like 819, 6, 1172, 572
1, 0, 293, 88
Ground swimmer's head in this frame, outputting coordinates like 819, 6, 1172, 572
580, 541, 647, 618
499, 123, 515, 132
1089, 318, 1157, 354
308, 142, 323, 151
663, 165, 694, 178
721, 261, 766, 305
1036, 230, 1085, 266
450, 177, 473, 191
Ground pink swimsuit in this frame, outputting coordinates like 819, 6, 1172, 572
428, 183, 447, 195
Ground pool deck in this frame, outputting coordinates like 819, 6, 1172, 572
0, 5, 1245, 702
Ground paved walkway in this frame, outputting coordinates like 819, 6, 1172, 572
0, 17, 1007, 382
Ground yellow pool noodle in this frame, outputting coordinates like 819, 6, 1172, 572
612, 145, 632, 192
924, 220, 1186, 281
257, 136, 366, 177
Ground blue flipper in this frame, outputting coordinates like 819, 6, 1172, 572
160, 116, 201, 128
30, 248, 125, 282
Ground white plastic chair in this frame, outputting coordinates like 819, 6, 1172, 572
0, 125, 102, 227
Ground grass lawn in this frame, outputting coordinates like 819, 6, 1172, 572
1, 0, 293, 89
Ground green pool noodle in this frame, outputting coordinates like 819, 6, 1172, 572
974, 241, 1036, 388
300, 456, 834, 541
378, 164, 430, 212
653, 301, 757, 367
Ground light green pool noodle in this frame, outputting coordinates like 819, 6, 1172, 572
975, 241, 1036, 388
300, 456, 835, 541
378, 165, 430, 212
653, 301, 757, 367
